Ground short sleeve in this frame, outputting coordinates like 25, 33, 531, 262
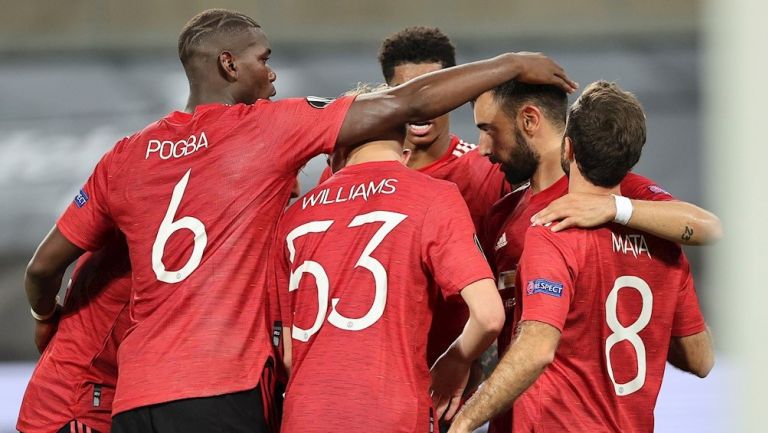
620, 172, 676, 201
421, 183, 493, 298
671, 256, 707, 337
516, 226, 577, 332
57, 149, 116, 251
263, 96, 355, 173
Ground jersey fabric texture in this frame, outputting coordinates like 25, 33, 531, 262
481, 173, 676, 433
511, 222, 705, 432
56, 96, 354, 414
276, 160, 493, 433
18, 232, 131, 433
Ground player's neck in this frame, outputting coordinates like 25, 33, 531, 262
568, 168, 620, 195
405, 131, 452, 170
183, 88, 237, 113
530, 138, 566, 194
345, 142, 404, 167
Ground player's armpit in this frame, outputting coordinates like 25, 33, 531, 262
668, 327, 715, 378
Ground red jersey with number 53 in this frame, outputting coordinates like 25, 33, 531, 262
275, 161, 493, 433
512, 224, 706, 433
56, 97, 354, 414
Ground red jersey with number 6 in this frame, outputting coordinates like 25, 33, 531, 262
56, 97, 354, 414
512, 223, 706, 433
275, 160, 493, 433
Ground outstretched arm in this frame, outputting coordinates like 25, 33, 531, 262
337, 52, 577, 149
448, 321, 561, 433
531, 193, 723, 245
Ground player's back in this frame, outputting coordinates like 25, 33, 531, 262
57, 97, 353, 414
18, 232, 131, 433
277, 160, 489, 433
514, 224, 704, 433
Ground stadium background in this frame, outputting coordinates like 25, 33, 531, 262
1, 0, 763, 431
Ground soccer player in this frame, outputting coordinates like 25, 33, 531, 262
22, 8, 576, 433
449, 81, 714, 433
274, 98, 504, 432
472, 80, 722, 432
18, 231, 131, 433
380, 27, 515, 373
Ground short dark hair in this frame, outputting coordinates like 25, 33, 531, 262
378, 26, 456, 83
178, 9, 260, 68
565, 81, 646, 188
491, 80, 568, 131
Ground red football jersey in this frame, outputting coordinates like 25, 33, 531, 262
512, 223, 706, 432
275, 160, 493, 433
56, 97, 354, 414
481, 173, 675, 433
320, 135, 509, 365
17, 232, 131, 433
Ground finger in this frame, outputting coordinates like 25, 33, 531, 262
435, 395, 449, 419
533, 209, 561, 225
551, 218, 576, 232
443, 396, 462, 421
554, 71, 578, 93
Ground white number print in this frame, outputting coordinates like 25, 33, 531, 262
286, 211, 407, 342
152, 169, 208, 283
604, 275, 653, 396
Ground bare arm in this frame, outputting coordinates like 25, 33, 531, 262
336, 52, 577, 149
25, 226, 85, 352
531, 193, 723, 245
430, 278, 505, 420
448, 321, 561, 433
668, 328, 715, 378
26, 226, 84, 314
281, 326, 292, 376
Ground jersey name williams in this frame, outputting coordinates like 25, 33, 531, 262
302, 179, 398, 209
145, 132, 209, 160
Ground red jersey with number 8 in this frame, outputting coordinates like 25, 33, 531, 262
511, 224, 706, 433
275, 160, 493, 433
56, 97, 354, 414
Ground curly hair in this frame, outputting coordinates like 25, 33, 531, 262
378, 26, 456, 83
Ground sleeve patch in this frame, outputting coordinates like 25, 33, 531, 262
526, 279, 564, 298
74, 188, 90, 208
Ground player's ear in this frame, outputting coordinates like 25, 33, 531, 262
400, 148, 412, 166
564, 137, 575, 161
520, 105, 541, 136
218, 51, 238, 82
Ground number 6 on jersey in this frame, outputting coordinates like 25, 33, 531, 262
152, 169, 208, 283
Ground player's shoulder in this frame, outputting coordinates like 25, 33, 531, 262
619, 172, 674, 200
